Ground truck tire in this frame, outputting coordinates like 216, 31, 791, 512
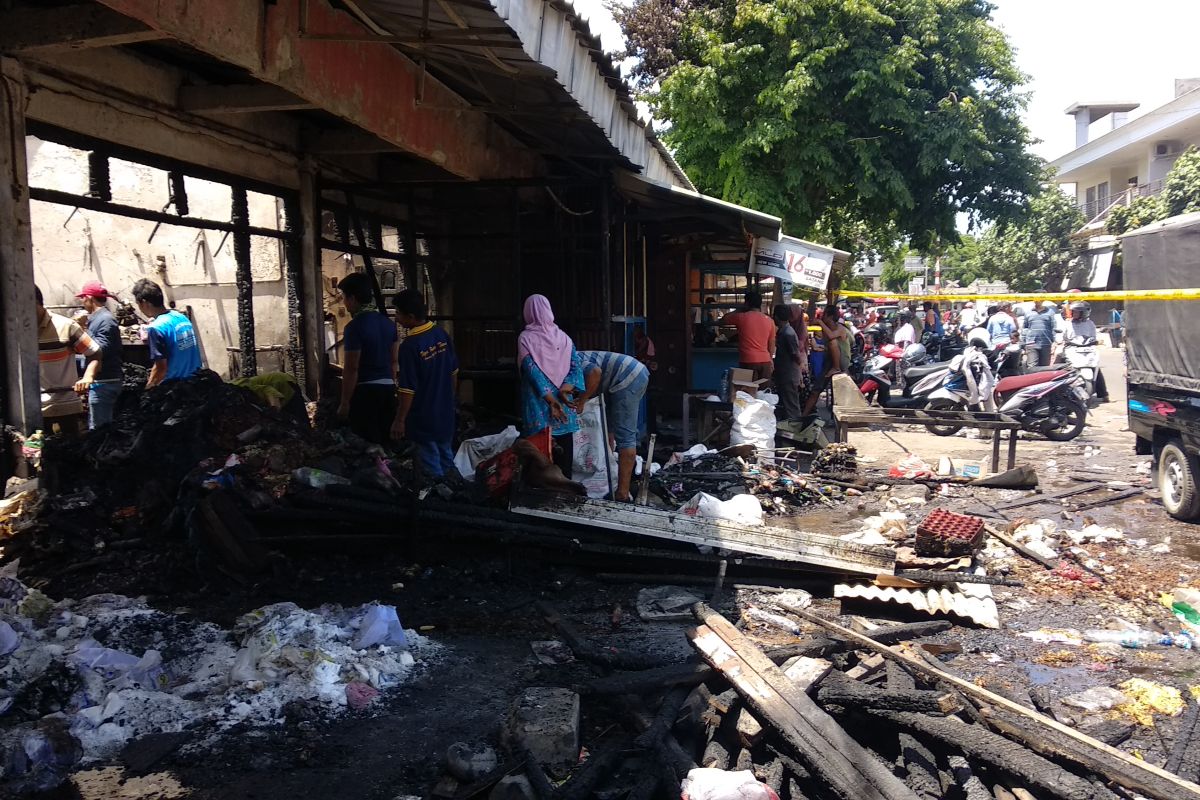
1159, 441, 1200, 520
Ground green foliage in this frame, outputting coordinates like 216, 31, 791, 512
881, 246, 913, 293
972, 184, 1084, 291
940, 235, 985, 286
1107, 147, 1200, 234
839, 271, 868, 293
633, 0, 1040, 256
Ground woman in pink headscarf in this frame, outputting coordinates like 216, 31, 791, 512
518, 294, 583, 478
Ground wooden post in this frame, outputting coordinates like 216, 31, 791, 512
990, 428, 1001, 473
298, 160, 323, 398
0, 58, 39, 435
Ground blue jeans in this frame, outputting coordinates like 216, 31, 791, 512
89, 381, 122, 429
608, 370, 650, 450
417, 440, 455, 478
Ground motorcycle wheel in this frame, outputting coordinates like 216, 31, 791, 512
926, 398, 966, 436
1042, 395, 1088, 441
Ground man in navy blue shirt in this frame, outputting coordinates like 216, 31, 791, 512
391, 289, 458, 477
337, 273, 398, 444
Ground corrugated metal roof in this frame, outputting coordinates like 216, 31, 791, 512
834, 576, 999, 629
347, 0, 694, 189
614, 170, 782, 240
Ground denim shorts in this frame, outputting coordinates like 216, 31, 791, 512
608, 369, 649, 450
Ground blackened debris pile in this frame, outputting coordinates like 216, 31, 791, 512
9, 371, 394, 598
810, 443, 858, 475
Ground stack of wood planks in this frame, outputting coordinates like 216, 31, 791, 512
527, 601, 1200, 800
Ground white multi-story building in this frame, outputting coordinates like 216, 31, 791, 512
1050, 79, 1200, 222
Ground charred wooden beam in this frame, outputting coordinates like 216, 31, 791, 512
179, 85, 316, 114
816, 679, 960, 715
0, 5, 166, 53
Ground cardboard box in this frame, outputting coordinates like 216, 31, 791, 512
727, 368, 767, 401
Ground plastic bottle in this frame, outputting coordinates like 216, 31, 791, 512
1084, 629, 1194, 650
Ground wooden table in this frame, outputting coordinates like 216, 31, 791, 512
833, 407, 1023, 473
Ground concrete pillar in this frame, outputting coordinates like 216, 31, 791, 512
298, 160, 324, 399
0, 58, 40, 435
1074, 112, 1090, 148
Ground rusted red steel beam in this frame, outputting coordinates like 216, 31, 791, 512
94, 0, 541, 180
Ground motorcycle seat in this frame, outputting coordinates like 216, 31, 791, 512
996, 371, 1069, 393
905, 362, 950, 379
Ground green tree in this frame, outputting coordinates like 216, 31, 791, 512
881, 247, 913, 293
939, 235, 985, 286
973, 183, 1083, 291
1107, 146, 1200, 234
626, 0, 1040, 256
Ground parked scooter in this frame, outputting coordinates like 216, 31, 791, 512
1061, 335, 1100, 399
859, 343, 949, 408
926, 333, 1089, 440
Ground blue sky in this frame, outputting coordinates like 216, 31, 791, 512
572, 0, 1200, 161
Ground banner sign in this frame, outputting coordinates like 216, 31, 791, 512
749, 236, 834, 291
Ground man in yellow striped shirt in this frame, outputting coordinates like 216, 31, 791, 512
36, 285, 102, 437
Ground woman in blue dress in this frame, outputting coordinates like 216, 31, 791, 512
518, 294, 583, 478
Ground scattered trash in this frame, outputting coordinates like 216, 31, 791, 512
889, 454, 933, 479
680, 768, 780, 800
1115, 679, 1186, 726
1084, 628, 1194, 649
1061, 686, 1129, 712
636, 586, 704, 622
810, 443, 857, 475
446, 742, 499, 783
351, 604, 409, 650
1019, 629, 1084, 646
291, 467, 352, 490
345, 681, 380, 710
681, 492, 763, 527
453, 426, 520, 480
529, 640, 575, 666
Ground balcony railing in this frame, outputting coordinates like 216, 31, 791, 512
1079, 180, 1165, 222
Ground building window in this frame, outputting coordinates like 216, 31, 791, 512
1085, 186, 1096, 217
1097, 182, 1109, 210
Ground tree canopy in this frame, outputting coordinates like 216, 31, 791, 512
616, 0, 1041, 256
1107, 146, 1200, 235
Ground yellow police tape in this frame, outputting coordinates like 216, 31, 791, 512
836, 288, 1200, 303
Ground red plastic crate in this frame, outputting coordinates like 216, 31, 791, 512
915, 508, 985, 556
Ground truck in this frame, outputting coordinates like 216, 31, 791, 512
1120, 211, 1200, 520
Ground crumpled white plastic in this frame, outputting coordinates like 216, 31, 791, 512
681, 768, 780, 800
681, 492, 763, 527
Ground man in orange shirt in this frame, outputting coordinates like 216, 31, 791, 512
724, 288, 776, 380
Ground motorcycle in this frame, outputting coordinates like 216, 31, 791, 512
859, 343, 950, 408
927, 348, 1089, 441
1061, 335, 1100, 399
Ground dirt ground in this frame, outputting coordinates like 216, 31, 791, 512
37, 344, 1200, 799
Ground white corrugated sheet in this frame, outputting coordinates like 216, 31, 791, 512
834, 573, 999, 629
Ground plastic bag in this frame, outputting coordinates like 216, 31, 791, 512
0, 620, 19, 656
453, 426, 520, 480
71, 644, 167, 691
352, 604, 408, 650
292, 468, 351, 489
730, 392, 776, 452
574, 398, 619, 499
681, 768, 780, 800
681, 492, 763, 527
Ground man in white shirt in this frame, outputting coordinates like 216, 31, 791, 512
957, 302, 976, 330
893, 310, 916, 348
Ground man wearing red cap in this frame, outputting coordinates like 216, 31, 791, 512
75, 281, 124, 428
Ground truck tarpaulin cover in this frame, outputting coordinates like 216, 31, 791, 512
1121, 213, 1200, 392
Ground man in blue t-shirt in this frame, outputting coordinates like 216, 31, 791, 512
391, 289, 458, 477
133, 279, 201, 388
336, 273, 398, 445
573, 350, 649, 502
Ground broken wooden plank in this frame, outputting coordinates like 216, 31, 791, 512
735, 707, 765, 748
846, 654, 887, 681
534, 602, 666, 671
511, 495, 895, 575
816, 679, 959, 715
782, 657, 832, 689
781, 604, 1200, 800
898, 732, 942, 800
947, 755, 992, 800
689, 609, 919, 800
1166, 695, 1200, 782
863, 711, 1100, 800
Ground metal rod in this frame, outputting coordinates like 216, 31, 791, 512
30, 187, 292, 240
344, 190, 387, 312
712, 559, 728, 604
